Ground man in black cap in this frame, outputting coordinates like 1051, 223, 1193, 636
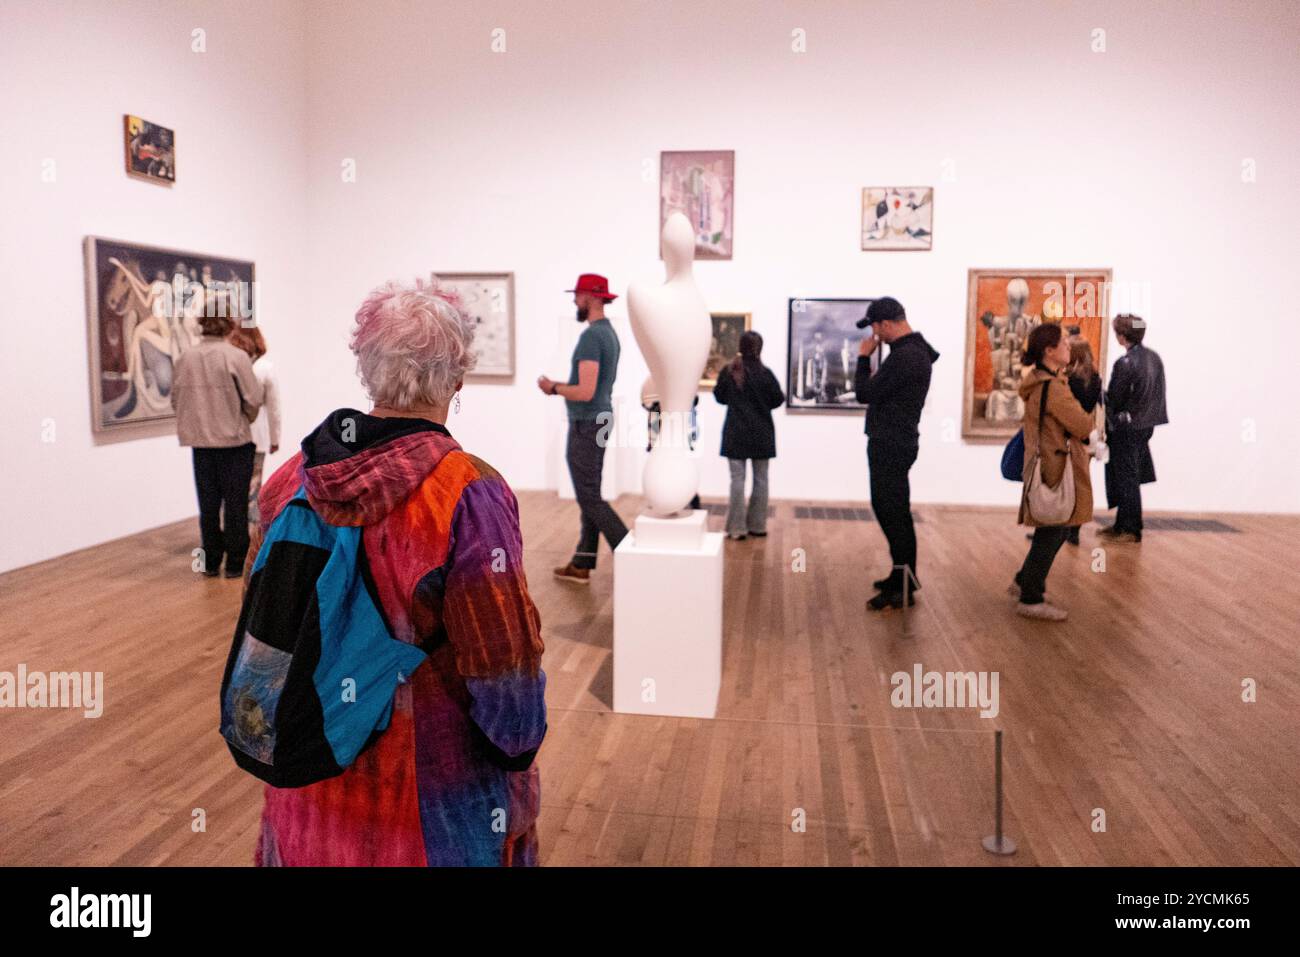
853, 297, 940, 610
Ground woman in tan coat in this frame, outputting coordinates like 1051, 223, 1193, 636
1013, 322, 1099, 621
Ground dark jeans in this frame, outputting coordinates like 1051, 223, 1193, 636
566, 419, 628, 570
867, 436, 919, 591
193, 443, 256, 575
1110, 428, 1153, 534
1016, 525, 1070, 604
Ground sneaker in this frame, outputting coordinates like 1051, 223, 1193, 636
727, 533, 748, 541
866, 590, 916, 612
553, 563, 591, 584
1016, 601, 1068, 621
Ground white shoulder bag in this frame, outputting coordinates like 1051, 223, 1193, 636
1023, 380, 1076, 525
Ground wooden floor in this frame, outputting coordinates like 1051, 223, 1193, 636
2, 493, 1298, 866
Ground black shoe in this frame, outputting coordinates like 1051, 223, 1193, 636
749, 530, 768, 538
866, 590, 916, 611
223, 567, 244, 579
874, 573, 921, 592
202, 568, 220, 578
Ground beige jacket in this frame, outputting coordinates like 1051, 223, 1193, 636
1018, 366, 1095, 528
171, 336, 264, 448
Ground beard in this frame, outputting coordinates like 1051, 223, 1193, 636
576, 306, 590, 322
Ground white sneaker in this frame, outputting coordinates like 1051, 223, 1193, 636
1016, 601, 1068, 621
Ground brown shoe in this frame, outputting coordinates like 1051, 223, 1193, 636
553, 563, 591, 584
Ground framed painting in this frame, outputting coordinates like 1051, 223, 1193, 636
124, 115, 175, 184
85, 236, 255, 434
962, 268, 1112, 440
700, 311, 752, 388
785, 298, 881, 414
660, 150, 734, 260
861, 186, 932, 250
436, 272, 515, 380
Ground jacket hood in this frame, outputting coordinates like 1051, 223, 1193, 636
1019, 365, 1062, 400
298, 408, 461, 525
894, 331, 940, 363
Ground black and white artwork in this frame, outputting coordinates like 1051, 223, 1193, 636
785, 298, 880, 413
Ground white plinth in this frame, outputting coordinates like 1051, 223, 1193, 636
631, 508, 707, 550
613, 517, 724, 719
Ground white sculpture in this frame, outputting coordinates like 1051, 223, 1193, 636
627, 212, 711, 516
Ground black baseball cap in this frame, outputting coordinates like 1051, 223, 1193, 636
856, 296, 906, 329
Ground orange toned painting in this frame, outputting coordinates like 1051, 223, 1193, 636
962, 269, 1111, 440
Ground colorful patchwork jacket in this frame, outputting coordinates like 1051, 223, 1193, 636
249, 409, 546, 866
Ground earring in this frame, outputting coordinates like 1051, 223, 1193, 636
453, 392, 461, 414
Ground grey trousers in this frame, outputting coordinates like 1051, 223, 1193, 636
727, 458, 770, 536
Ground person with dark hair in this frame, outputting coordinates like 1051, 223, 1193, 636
1012, 323, 1099, 621
712, 330, 785, 539
1100, 314, 1167, 543
1063, 338, 1103, 545
853, 297, 940, 611
539, 273, 627, 584
171, 308, 264, 578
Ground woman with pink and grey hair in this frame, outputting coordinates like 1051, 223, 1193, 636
250, 277, 547, 866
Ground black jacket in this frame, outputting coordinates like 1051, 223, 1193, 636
1069, 371, 1102, 414
853, 331, 940, 441
1106, 343, 1167, 432
713, 360, 784, 459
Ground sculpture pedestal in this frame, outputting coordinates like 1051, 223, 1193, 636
613, 511, 723, 719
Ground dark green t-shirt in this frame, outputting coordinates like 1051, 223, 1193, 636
566, 318, 620, 422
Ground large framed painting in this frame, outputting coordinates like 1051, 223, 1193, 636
861, 186, 932, 250
85, 236, 255, 435
785, 298, 881, 413
123, 115, 175, 184
700, 311, 752, 388
660, 150, 734, 260
436, 272, 515, 380
963, 268, 1112, 440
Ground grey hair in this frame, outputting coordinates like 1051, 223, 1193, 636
349, 276, 477, 409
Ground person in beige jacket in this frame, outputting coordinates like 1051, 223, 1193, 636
1012, 322, 1098, 621
171, 310, 263, 578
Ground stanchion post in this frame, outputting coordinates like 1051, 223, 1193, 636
982, 729, 1017, 856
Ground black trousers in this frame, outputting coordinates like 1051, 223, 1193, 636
1109, 428, 1153, 534
566, 419, 628, 570
192, 443, 256, 575
867, 436, 919, 590
1016, 525, 1070, 604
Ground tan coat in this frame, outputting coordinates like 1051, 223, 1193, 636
171, 336, 264, 448
1018, 367, 1094, 527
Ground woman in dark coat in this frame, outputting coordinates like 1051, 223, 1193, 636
1064, 338, 1103, 545
712, 331, 784, 539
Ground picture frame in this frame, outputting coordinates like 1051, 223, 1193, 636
123, 115, 175, 185
85, 236, 255, 436
861, 186, 932, 250
436, 272, 516, 380
700, 311, 752, 388
660, 150, 735, 260
785, 298, 881, 414
962, 268, 1112, 440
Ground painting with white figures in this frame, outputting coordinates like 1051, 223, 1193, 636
436, 272, 515, 379
785, 298, 881, 413
861, 187, 933, 250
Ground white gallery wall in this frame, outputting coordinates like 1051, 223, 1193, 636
0, 0, 309, 573
3, 0, 1298, 573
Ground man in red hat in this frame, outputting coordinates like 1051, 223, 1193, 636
539, 273, 628, 583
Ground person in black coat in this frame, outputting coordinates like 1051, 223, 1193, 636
1100, 313, 1168, 543
853, 297, 940, 610
712, 331, 784, 539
